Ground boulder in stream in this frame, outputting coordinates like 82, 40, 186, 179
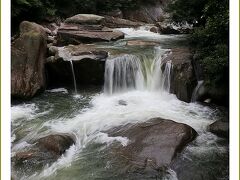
56, 14, 124, 45
11, 21, 47, 99
109, 118, 197, 172
163, 48, 197, 103
209, 120, 229, 138
13, 134, 75, 169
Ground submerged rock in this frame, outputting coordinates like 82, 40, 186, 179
209, 120, 229, 138
11, 21, 47, 99
163, 48, 197, 103
109, 118, 197, 172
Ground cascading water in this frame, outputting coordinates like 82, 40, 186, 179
70, 60, 77, 94
11, 28, 228, 180
104, 47, 172, 94
191, 80, 204, 102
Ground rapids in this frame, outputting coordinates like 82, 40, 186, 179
11, 28, 228, 180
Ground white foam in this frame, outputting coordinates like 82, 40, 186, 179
11, 104, 37, 122
46, 88, 68, 94
93, 132, 129, 147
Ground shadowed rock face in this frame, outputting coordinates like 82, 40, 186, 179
108, 118, 197, 172
163, 48, 197, 103
45, 44, 108, 88
209, 120, 229, 138
11, 21, 47, 99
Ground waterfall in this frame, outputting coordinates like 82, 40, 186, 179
70, 60, 77, 94
191, 80, 204, 102
104, 48, 172, 94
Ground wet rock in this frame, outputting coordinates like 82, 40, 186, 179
13, 134, 75, 169
37, 134, 75, 155
163, 48, 197, 103
11, 21, 47, 99
65, 14, 105, 25
150, 26, 159, 33
109, 118, 197, 172
209, 120, 229, 138
103, 16, 143, 28
118, 100, 127, 106
45, 44, 108, 87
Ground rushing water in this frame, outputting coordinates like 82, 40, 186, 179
11, 28, 228, 180
104, 47, 171, 94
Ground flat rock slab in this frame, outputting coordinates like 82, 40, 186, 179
57, 24, 124, 45
51, 44, 108, 62
109, 118, 197, 171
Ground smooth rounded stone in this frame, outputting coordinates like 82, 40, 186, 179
209, 120, 229, 138
13, 134, 75, 170
37, 134, 75, 155
11, 21, 47, 99
162, 48, 197, 103
109, 118, 197, 172
65, 14, 105, 25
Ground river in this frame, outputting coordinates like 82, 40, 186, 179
11, 27, 228, 180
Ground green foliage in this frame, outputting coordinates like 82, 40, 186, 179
168, 0, 229, 87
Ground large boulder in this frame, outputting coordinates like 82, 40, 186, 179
109, 118, 197, 171
11, 21, 47, 99
45, 44, 108, 88
163, 48, 197, 103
